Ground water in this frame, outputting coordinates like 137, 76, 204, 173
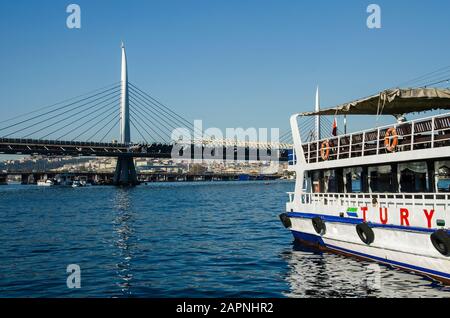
0, 181, 448, 298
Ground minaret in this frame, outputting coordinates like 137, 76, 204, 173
120, 42, 130, 144
315, 86, 321, 140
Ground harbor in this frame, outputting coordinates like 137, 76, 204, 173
0, 157, 293, 185
1, 0, 450, 303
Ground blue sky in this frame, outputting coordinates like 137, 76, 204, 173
0, 0, 449, 140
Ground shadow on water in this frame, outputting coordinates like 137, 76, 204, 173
281, 241, 450, 298
112, 188, 135, 297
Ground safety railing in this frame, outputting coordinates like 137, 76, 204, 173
287, 192, 450, 212
0, 137, 129, 148
301, 112, 450, 164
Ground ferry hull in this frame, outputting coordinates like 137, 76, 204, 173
288, 217, 450, 285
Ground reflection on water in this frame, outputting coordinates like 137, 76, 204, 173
283, 242, 450, 298
112, 189, 135, 296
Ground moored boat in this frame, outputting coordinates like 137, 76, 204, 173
280, 88, 450, 284
37, 179, 54, 187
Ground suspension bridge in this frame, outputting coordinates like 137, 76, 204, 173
0, 44, 292, 185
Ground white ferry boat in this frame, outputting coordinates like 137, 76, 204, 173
280, 88, 450, 284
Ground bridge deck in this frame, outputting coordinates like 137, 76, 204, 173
0, 138, 289, 161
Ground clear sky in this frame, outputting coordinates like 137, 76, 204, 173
0, 0, 450, 140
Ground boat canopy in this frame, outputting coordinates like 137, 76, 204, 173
301, 88, 450, 116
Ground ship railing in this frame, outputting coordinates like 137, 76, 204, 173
300, 112, 450, 164
287, 192, 450, 212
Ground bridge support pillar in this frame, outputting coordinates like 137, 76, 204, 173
113, 156, 139, 186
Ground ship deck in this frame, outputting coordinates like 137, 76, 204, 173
299, 112, 450, 164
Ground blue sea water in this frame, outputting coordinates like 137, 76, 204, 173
0, 181, 448, 298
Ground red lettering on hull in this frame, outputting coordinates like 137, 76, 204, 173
400, 208, 410, 227
423, 209, 435, 229
379, 208, 388, 224
361, 207, 368, 222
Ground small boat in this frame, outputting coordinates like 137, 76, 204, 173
72, 181, 81, 188
37, 179, 54, 187
72, 180, 93, 188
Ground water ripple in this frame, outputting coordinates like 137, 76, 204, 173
0, 182, 448, 298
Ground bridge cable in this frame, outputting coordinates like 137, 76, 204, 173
129, 116, 150, 144
129, 101, 172, 141
36, 96, 121, 140
88, 113, 121, 142
129, 83, 195, 129
59, 101, 120, 141
129, 86, 215, 142
129, 112, 159, 143
72, 108, 119, 141
2, 89, 121, 138
129, 98, 180, 140
0, 85, 120, 134
0, 82, 121, 126
394, 66, 450, 88
129, 106, 169, 143
129, 84, 207, 138
129, 94, 182, 135
16, 91, 121, 139
100, 117, 121, 143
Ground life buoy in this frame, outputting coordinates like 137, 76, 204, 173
356, 223, 375, 245
312, 217, 326, 235
279, 213, 292, 229
384, 128, 398, 152
320, 140, 330, 161
431, 230, 450, 256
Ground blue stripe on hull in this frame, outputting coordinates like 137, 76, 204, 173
291, 230, 450, 281
292, 231, 325, 246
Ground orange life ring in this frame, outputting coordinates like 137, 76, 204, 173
384, 128, 398, 152
320, 140, 330, 160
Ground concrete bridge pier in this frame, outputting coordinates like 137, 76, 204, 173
21, 174, 35, 185
113, 155, 139, 186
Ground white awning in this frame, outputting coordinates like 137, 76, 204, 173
301, 88, 450, 116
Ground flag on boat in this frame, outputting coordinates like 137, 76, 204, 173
332, 118, 337, 136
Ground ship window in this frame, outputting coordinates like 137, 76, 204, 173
368, 165, 393, 193
436, 161, 450, 193
344, 167, 363, 193
310, 170, 342, 193
398, 162, 429, 193
324, 170, 338, 193
312, 171, 321, 193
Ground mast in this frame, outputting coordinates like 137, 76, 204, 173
120, 42, 130, 144
315, 86, 321, 140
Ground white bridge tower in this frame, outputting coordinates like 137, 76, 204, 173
114, 43, 138, 186
120, 42, 130, 144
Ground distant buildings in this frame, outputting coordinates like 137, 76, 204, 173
1, 155, 290, 176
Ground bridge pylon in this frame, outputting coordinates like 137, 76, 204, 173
113, 155, 138, 186
114, 43, 139, 186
